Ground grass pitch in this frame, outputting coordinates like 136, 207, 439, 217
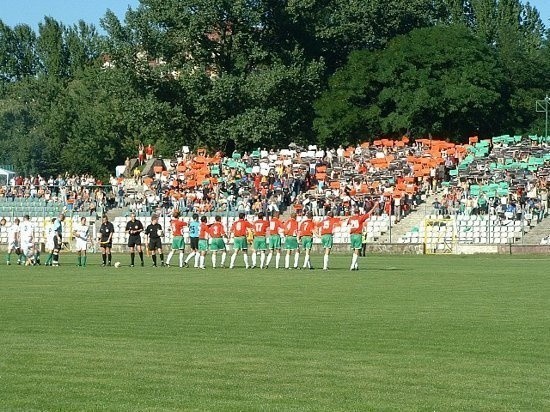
1, 254, 549, 410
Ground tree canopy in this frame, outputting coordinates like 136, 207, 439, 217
0, 0, 548, 177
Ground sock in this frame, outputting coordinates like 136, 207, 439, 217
82, 256, 87, 266
77, 256, 81, 266
159, 253, 164, 264
285, 253, 290, 269
323, 254, 329, 270
211, 253, 217, 268
351, 253, 358, 270
179, 252, 184, 267
294, 252, 300, 268
45, 253, 52, 265
131, 252, 135, 265
139, 251, 144, 263
275, 252, 281, 269
303, 253, 309, 268
152, 254, 157, 265
6, 253, 11, 263
166, 250, 174, 265
199, 255, 205, 268
102, 254, 106, 265
185, 251, 194, 264
251, 253, 257, 267
194, 253, 199, 268
260, 251, 266, 269
230, 251, 237, 268
53, 252, 59, 264
266, 252, 273, 267
221, 252, 227, 266
108, 253, 112, 264
243, 254, 249, 268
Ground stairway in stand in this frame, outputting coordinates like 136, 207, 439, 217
378, 191, 443, 243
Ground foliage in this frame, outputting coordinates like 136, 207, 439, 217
0, 0, 548, 177
314, 25, 507, 146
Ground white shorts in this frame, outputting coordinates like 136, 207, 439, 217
8, 241, 19, 251
75, 238, 87, 251
46, 240, 55, 251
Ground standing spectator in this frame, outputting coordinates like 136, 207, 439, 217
125, 212, 145, 267
73, 216, 89, 267
145, 214, 165, 267
166, 210, 187, 268
138, 143, 145, 165
98, 215, 115, 267
229, 212, 253, 269
146, 144, 154, 161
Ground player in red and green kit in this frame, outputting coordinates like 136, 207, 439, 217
208, 215, 227, 268
283, 212, 299, 269
347, 209, 370, 270
265, 211, 284, 269
166, 210, 187, 268
251, 212, 269, 269
317, 211, 342, 270
198, 216, 210, 269
229, 212, 253, 269
298, 211, 315, 270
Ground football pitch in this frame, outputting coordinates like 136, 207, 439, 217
1, 254, 549, 410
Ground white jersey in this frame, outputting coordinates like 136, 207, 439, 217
73, 223, 89, 242
7, 224, 20, 244
74, 223, 89, 251
20, 221, 34, 244
45, 222, 56, 250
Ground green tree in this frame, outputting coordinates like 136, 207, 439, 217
314, 25, 507, 146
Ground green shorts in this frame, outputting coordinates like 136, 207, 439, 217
284, 236, 298, 250
301, 236, 313, 250
233, 236, 248, 250
198, 239, 208, 252
321, 234, 333, 249
210, 238, 226, 251
171, 236, 184, 250
269, 235, 281, 249
253, 236, 267, 251
350, 234, 363, 249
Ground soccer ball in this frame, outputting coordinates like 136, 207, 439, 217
114, 261, 121, 268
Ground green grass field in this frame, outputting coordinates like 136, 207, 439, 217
1, 253, 549, 411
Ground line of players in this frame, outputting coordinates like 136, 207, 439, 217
120, 208, 371, 271
4, 214, 67, 266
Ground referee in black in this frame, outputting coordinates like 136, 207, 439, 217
125, 212, 144, 267
145, 214, 165, 267
98, 215, 115, 266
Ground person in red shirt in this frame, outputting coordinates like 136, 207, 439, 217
229, 212, 253, 269
317, 211, 342, 270
347, 208, 371, 270
166, 210, 188, 268
251, 212, 270, 269
283, 212, 300, 269
198, 216, 210, 269
208, 215, 227, 268
298, 211, 315, 269
265, 211, 284, 269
